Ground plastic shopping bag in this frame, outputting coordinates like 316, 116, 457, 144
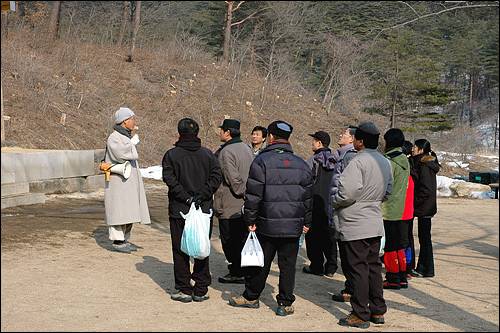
379, 234, 386, 257
298, 233, 305, 248
180, 203, 212, 260
241, 231, 264, 267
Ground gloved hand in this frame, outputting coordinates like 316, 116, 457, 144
186, 194, 203, 209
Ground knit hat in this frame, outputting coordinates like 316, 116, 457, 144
267, 120, 293, 140
114, 107, 135, 124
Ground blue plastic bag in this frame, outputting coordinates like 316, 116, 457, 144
180, 203, 212, 259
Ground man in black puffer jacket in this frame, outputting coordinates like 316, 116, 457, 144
229, 120, 313, 317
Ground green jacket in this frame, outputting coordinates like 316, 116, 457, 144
382, 147, 410, 221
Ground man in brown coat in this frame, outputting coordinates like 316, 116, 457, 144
214, 119, 254, 284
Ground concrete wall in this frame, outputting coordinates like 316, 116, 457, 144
1, 149, 105, 208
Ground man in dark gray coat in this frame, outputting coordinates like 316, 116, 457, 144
228, 120, 313, 317
214, 119, 254, 284
332, 121, 392, 328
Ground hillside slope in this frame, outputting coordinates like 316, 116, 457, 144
1, 29, 386, 165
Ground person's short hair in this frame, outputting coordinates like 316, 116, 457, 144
252, 126, 268, 138
354, 121, 379, 149
228, 128, 241, 138
347, 126, 356, 137
384, 128, 405, 151
267, 120, 293, 140
308, 131, 331, 147
402, 140, 413, 156
178, 118, 199, 135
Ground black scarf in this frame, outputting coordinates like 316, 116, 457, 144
113, 124, 132, 139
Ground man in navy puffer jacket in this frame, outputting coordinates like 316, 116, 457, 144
228, 120, 313, 317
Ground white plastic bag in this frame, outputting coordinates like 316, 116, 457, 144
180, 203, 212, 260
241, 231, 264, 267
379, 234, 385, 256
298, 233, 305, 248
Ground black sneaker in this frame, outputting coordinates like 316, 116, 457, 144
276, 305, 294, 316
302, 266, 324, 276
218, 274, 245, 284
331, 290, 351, 302
408, 269, 423, 278
370, 314, 385, 324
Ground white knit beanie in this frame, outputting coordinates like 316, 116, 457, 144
114, 107, 135, 124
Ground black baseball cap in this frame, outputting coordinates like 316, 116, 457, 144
308, 131, 331, 147
219, 119, 240, 131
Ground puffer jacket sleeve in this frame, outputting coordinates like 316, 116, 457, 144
332, 159, 362, 208
303, 169, 313, 228
244, 159, 265, 226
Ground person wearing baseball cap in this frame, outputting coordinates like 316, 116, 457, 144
214, 118, 254, 284
229, 120, 313, 317
104, 107, 151, 254
332, 121, 392, 328
302, 130, 338, 279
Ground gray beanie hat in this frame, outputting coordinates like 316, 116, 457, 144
114, 107, 135, 124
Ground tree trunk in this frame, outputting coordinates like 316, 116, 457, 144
222, 1, 233, 64
49, 1, 62, 40
1, 82, 4, 143
468, 72, 474, 127
494, 114, 498, 152
117, 1, 130, 46
391, 50, 399, 128
127, 1, 141, 62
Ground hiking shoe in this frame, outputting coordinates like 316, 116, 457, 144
125, 242, 138, 251
302, 266, 324, 276
112, 243, 131, 253
218, 274, 245, 284
276, 305, 294, 316
338, 312, 370, 329
171, 291, 193, 303
331, 291, 351, 302
228, 295, 259, 309
370, 314, 385, 324
408, 269, 423, 278
383, 280, 401, 290
192, 294, 210, 302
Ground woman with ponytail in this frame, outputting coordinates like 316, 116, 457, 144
410, 139, 440, 278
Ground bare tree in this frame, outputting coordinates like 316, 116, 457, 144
48, 1, 62, 40
127, 1, 141, 62
117, 1, 130, 46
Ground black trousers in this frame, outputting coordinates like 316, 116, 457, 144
219, 217, 248, 277
344, 237, 387, 321
416, 217, 434, 276
338, 240, 354, 294
170, 217, 212, 297
305, 224, 338, 274
243, 235, 300, 306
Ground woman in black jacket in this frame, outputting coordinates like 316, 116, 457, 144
410, 139, 440, 278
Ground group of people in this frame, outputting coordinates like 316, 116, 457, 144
103, 106, 441, 328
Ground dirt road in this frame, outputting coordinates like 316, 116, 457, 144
1, 181, 498, 331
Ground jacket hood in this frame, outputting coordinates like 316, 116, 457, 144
416, 154, 440, 173
313, 148, 335, 170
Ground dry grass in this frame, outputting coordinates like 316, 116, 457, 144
1, 23, 386, 165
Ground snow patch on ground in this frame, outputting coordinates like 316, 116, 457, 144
140, 165, 163, 180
